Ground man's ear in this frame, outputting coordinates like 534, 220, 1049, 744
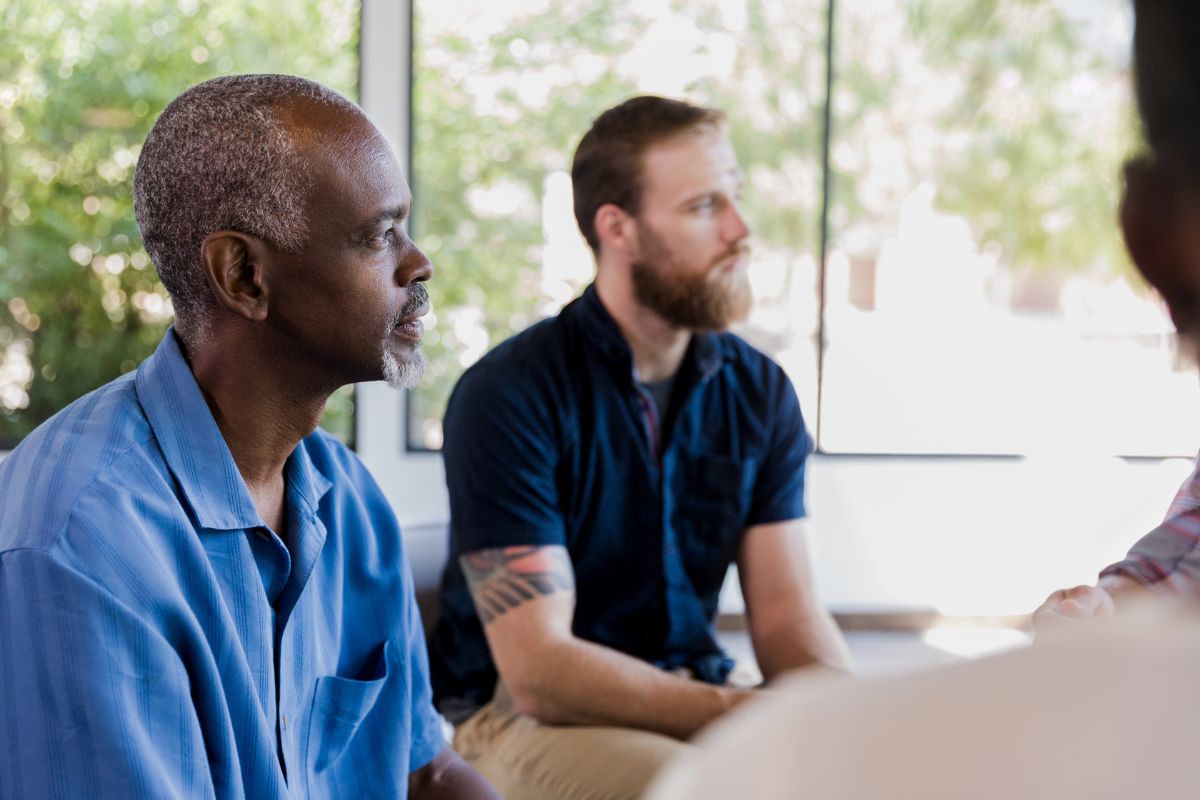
200, 231, 271, 322
593, 203, 638, 259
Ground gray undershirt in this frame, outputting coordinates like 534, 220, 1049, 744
639, 375, 676, 439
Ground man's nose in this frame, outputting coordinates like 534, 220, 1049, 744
397, 241, 433, 286
723, 202, 751, 244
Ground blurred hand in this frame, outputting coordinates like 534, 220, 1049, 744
1033, 585, 1116, 633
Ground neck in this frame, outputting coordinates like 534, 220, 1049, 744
181, 329, 329, 516
595, 263, 691, 383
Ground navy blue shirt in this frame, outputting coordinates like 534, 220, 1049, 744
429, 285, 812, 714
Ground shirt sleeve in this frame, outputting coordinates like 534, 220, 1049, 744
442, 361, 567, 553
746, 365, 813, 527
0, 547, 214, 799
1100, 459, 1200, 596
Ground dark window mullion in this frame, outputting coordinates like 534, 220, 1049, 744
814, 0, 837, 453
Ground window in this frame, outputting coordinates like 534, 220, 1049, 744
409, 0, 1194, 457
0, 0, 360, 446
820, 0, 1190, 456
409, 0, 827, 450
4, 0, 1190, 615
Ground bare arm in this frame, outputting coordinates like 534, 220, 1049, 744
462, 545, 753, 740
408, 745, 501, 800
737, 520, 851, 680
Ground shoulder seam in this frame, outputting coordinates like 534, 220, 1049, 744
22, 430, 161, 555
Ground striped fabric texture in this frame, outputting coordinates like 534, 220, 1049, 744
1102, 457, 1200, 596
0, 330, 443, 799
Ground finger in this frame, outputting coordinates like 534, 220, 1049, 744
1056, 598, 1098, 618
1033, 590, 1067, 616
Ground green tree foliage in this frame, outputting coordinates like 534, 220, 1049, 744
0, 0, 358, 443
908, 0, 1137, 276
410, 0, 646, 446
410, 0, 1135, 447
4, 0, 1139, 449
829, 0, 1136, 278
409, 0, 831, 445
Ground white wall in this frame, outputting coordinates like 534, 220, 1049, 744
365, 447, 1193, 616
800, 454, 1191, 615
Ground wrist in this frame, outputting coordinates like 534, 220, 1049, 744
715, 684, 755, 715
1098, 573, 1149, 609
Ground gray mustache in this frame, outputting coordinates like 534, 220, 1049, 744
402, 282, 429, 315
392, 283, 430, 328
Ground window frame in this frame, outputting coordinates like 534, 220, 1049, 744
356, 0, 450, 526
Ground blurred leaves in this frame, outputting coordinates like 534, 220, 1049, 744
408, 0, 831, 446
4, 0, 1138, 448
831, 0, 1136, 275
0, 0, 359, 442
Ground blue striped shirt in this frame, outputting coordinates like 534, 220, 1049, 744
0, 330, 443, 799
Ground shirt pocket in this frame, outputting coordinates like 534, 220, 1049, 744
674, 455, 756, 592
307, 639, 395, 775
676, 455, 754, 543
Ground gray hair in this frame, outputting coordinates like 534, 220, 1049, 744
132, 74, 361, 338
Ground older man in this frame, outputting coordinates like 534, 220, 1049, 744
0, 75, 496, 800
429, 95, 849, 800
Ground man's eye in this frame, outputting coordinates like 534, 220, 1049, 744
694, 197, 718, 212
369, 228, 396, 246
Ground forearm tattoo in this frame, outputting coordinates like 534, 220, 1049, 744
460, 546, 574, 624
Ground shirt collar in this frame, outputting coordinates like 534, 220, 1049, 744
284, 436, 333, 521
572, 283, 728, 381
134, 328, 330, 531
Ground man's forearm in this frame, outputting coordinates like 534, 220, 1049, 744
505, 635, 753, 740
751, 610, 852, 682
466, 545, 753, 739
736, 520, 853, 682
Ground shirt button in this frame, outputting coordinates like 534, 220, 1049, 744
281, 714, 288, 731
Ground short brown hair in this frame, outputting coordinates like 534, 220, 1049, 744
571, 95, 726, 253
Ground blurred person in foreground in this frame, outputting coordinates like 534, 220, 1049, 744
647, 3, 1200, 797
647, 609, 1200, 800
0, 74, 497, 800
428, 95, 849, 800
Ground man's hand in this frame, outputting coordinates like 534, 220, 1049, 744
1034, 574, 1151, 635
1034, 584, 1117, 629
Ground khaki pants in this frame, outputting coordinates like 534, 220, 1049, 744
454, 684, 692, 800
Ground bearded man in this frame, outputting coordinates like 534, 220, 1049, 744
428, 95, 850, 800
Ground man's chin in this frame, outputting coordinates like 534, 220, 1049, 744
382, 348, 427, 391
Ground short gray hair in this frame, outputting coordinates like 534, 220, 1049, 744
133, 74, 361, 336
